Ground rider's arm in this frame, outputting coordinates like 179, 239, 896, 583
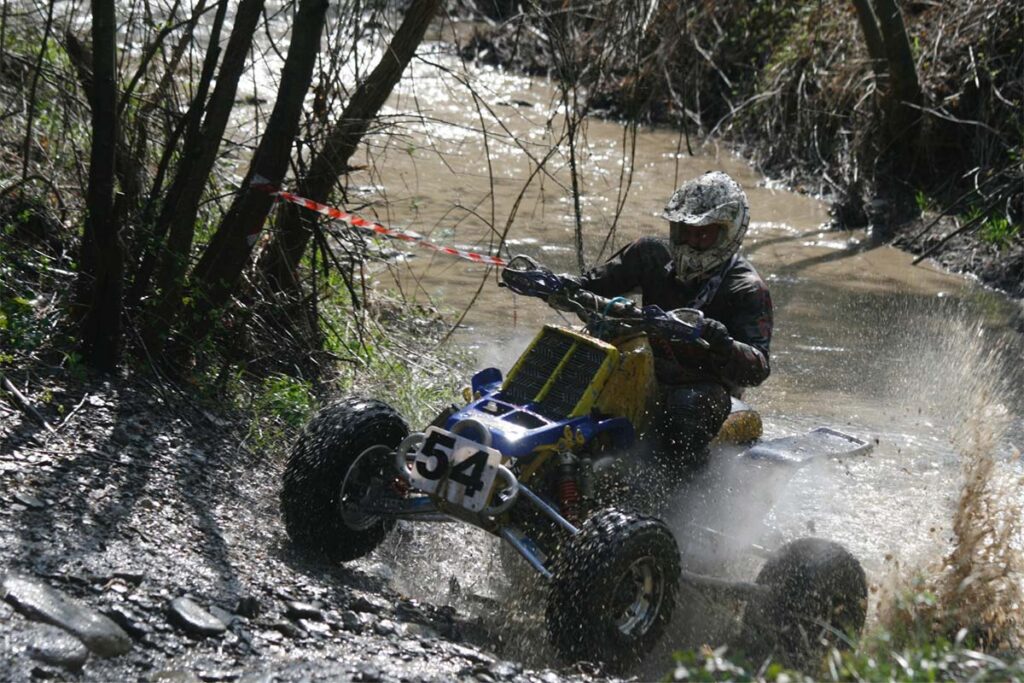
714, 276, 773, 387
574, 237, 668, 296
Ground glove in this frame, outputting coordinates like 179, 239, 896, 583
556, 273, 583, 291
547, 291, 577, 312
700, 318, 734, 355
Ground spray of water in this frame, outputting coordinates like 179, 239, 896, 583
877, 313, 1023, 651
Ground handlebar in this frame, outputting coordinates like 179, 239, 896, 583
499, 255, 707, 346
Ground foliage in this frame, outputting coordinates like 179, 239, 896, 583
978, 216, 1020, 249
0, 198, 71, 366
668, 627, 1024, 682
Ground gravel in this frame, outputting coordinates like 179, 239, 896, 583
0, 370, 612, 682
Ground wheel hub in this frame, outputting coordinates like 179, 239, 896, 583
339, 445, 394, 530
613, 556, 665, 637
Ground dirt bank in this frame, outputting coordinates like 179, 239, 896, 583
0, 367, 604, 682
455, 1, 1022, 299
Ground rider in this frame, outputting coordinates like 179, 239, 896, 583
565, 171, 773, 470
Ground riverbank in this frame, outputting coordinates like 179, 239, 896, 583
455, 0, 1022, 300
0, 364, 604, 682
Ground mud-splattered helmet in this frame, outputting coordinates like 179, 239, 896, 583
663, 171, 749, 282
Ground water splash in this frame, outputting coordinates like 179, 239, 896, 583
877, 313, 1023, 651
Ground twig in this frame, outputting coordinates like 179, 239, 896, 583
0, 371, 59, 437
912, 200, 998, 265
905, 172, 1006, 246
54, 393, 90, 432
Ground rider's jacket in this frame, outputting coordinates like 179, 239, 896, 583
577, 237, 773, 390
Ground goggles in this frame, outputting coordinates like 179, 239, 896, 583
669, 221, 727, 251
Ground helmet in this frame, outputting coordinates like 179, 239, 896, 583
663, 171, 749, 282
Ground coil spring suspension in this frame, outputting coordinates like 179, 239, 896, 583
557, 453, 580, 523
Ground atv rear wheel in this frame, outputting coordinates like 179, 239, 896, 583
741, 537, 867, 669
280, 397, 408, 563
547, 508, 680, 671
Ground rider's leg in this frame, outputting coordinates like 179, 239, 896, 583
653, 381, 731, 472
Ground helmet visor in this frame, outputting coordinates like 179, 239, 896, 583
670, 221, 727, 251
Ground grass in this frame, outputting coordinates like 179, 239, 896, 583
237, 272, 468, 455
978, 216, 1020, 249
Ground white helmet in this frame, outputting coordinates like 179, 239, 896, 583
663, 171, 749, 282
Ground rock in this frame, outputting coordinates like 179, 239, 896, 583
104, 605, 152, 639
168, 597, 227, 637
271, 620, 305, 639
284, 601, 322, 621
340, 610, 364, 632
208, 605, 239, 627
373, 618, 397, 636
297, 618, 331, 636
13, 492, 46, 509
235, 596, 261, 618
448, 643, 495, 665
349, 593, 388, 614
150, 670, 203, 683
196, 669, 241, 682
355, 664, 382, 682
489, 661, 521, 679
112, 570, 145, 585
401, 622, 440, 640
1, 573, 132, 657
24, 624, 90, 671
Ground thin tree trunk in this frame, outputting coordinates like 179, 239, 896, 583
873, 0, 923, 141
64, 32, 145, 249
175, 0, 331, 343
127, 0, 228, 309
21, 0, 55, 182
135, 0, 263, 343
872, 0, 924, 233
851, 0, 886, 77
77, 0, 123, 371
257, 0, 443, 293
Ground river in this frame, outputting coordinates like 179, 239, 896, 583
273, 36, 1023, 672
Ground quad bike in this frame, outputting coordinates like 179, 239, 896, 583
280, 255, 871, 671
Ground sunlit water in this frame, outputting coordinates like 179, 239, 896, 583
239, 29, 1023, 673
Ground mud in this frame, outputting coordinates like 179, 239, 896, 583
0, 369, 606, 682
894, 215, 1024, 300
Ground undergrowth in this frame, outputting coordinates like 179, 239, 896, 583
668, 633, 1024, 682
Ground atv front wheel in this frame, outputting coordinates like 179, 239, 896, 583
547, 508, 680, 671
741, 537, 867, 669
280, 397, 408, 563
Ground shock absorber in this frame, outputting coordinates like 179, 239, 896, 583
556, 452, 580, 523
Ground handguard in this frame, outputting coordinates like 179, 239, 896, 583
499, 255, 567, 299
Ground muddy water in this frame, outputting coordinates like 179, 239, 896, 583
333, 44, 1024, 669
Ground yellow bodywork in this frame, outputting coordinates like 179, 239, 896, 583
594, 334, 658, 432
502, 325, 761, 456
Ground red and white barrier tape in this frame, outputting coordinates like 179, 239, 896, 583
252, 176, 507, 267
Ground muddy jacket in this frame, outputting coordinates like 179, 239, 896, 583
578, 237, 773, 390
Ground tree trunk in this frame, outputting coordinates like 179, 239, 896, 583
76, 0, 123, 371
134, 0, 262, 342
257, 0, 443, 293
850, 0, 886, 77
852, 0, 925, 236
125, 0, 219, 303
873, 0, 923, 145
176, 0, 331, 343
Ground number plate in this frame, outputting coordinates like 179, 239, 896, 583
409, 427, 503, 512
